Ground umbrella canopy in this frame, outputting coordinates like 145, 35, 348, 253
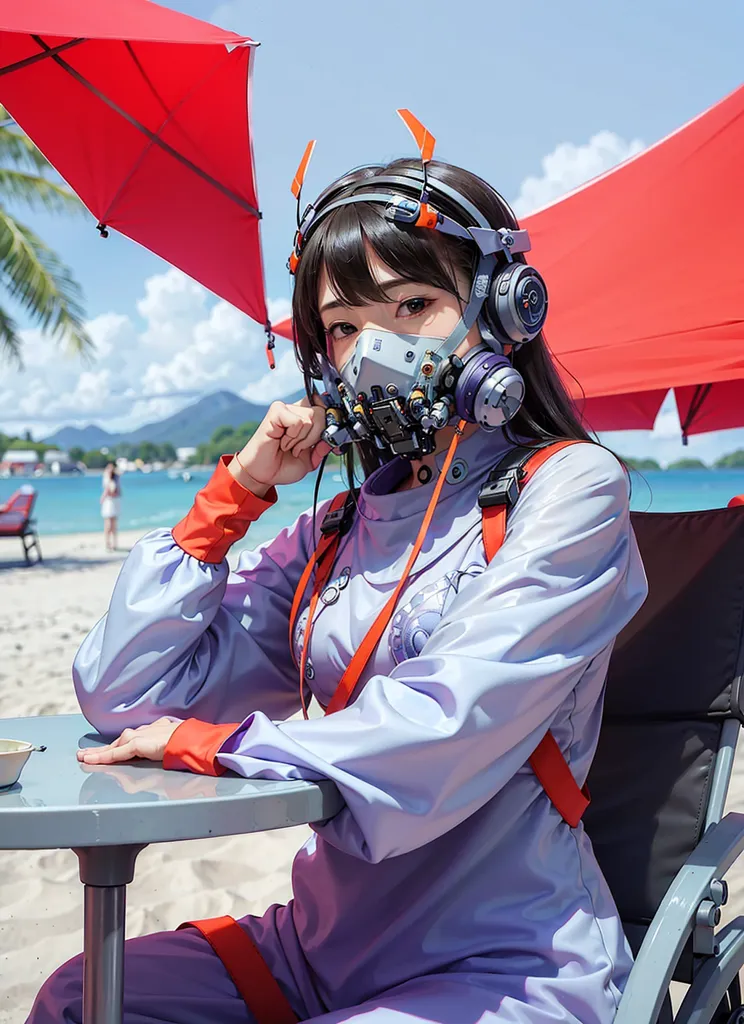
0, 0, 268, 327
525, 81, 744, 438
274, 84, 744, 437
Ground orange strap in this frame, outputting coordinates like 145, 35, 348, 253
179, 916, 298, 1024
288, 491, 349, 716
294, 436, 591, 827
325, 422, 467, 715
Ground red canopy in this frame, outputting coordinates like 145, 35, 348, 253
275, 84, 744, 437
0, 0, 268, 327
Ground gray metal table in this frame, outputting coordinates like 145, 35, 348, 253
0, 713, 342, 1024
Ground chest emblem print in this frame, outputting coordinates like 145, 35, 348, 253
389, 563, 484, 664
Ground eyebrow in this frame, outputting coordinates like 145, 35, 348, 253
319, 277, 424, 316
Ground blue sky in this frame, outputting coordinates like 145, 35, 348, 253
1, 0, 743, 465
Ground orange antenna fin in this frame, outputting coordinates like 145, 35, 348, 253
291, 140, 316, 199
397, 109, 436, 163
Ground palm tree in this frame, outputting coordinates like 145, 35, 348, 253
0, 105, 91, 367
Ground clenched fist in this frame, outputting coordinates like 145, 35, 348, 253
228, 397, 331, 495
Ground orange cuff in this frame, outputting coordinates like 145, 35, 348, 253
163, 718, 241, 776
172, 455, 277, 563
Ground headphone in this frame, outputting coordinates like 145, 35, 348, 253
288, 158, 548, 453
290, 167, 548, 350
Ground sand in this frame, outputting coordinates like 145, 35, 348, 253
0, 530, 310, 1023
1, 529, 744, 1022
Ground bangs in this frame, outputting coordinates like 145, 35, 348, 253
306, 201, 472, 311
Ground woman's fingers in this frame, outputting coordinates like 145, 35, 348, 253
310, 440, 333, 469
264, 403, 318, 452
281, 417, 313, 452
78, 740, 138, 765
291, 406, 327, 456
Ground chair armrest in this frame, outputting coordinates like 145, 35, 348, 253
615, 811, 744, 1024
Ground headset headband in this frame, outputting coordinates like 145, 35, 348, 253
289, 169, 531, 274
283, 111, 542, 371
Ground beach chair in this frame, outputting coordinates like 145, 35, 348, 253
0, 486, 42, 564
586, 500, 744, 1024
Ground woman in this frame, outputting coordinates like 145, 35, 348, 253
100, 461, 121, 552
29, 155, 647, 1023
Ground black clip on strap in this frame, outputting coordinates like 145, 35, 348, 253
320, 492, 357, 536
477, 444, 542, 509
477, 467, 524, 509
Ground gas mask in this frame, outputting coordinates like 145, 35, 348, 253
320, 326, 527, 459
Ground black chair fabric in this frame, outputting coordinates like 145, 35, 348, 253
584, 505, 744, 983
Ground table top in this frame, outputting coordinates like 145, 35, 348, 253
0, 714, 342, 850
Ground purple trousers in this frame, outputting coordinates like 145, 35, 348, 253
26, 923, 515, 1024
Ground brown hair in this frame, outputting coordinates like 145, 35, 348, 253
291, 157, 592, 477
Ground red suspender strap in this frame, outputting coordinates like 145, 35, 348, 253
178, 916, 298, 1024
530, 731, 589, 828
481, 439, 590, 828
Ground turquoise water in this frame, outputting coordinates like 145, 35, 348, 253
1, 468, 743, 542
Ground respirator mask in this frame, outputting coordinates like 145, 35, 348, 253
287, 113, 549, 460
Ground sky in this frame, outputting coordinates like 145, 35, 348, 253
1, 0, 743, 465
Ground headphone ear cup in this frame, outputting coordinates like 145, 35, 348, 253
486, 263, 548, 345
454, 344, 525, 428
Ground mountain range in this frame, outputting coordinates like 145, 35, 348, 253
42, 389, 303, 450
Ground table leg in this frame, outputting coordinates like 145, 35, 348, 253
83, 883, 126, 1023
73, 845, 146, 1024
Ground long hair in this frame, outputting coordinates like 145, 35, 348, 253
291, 157, 593, 480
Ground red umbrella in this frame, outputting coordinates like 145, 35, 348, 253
525, 81, 744, 440
275, 84, 744, 438
0, 0, 270, 340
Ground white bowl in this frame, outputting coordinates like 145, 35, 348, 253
0, 739, 33, 789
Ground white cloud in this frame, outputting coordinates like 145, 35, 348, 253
0, 268, 301, 439
512, 130, 645, 218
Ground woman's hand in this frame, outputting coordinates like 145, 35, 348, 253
228, 396, 330, 495
76, 717, 182, 766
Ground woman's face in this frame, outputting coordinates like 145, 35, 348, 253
318, 247, 483, 371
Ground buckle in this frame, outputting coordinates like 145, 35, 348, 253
477, 467, 524, 509
320, 499, 354, 536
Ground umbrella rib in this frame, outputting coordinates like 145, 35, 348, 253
679, 382, 713, 441
0, 38, 85, 78
123, 42, 171, 118
103, 39, 241, 226
29, 35, 261, 221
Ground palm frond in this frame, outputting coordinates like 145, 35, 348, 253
0, 211, 93, 358
0, 303, 21, 367
0, 107, 51, 174
0, 169, 84, 215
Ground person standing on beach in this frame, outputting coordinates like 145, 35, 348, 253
100, 462, 121, 552
31, 146, 647, 1023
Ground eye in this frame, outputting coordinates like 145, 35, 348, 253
326, 321, 358, 342
398, 297, 433, 318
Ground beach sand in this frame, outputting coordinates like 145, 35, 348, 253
1, 530, 743, 1021
0, 530, 309, 1023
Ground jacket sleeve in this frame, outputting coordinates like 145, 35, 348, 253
73, 456, 315, 738
167, 444, 648, 862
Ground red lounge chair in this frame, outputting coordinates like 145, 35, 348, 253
0, 487, 42, 564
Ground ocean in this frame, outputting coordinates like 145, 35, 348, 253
2, 466, 743, 544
